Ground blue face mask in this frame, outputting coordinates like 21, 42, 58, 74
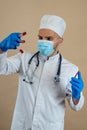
38, 40, 54, 56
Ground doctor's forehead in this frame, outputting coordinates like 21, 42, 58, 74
38, 29, 59, 37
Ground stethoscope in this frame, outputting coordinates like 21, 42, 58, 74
23, 51, 62, 84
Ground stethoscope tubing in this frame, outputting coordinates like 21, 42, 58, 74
23, 52, 62, 84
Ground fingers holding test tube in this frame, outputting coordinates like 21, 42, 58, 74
0, 32, 27, 53
70, 71, 84, 99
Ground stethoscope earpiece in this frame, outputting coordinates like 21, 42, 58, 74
54, 53, 62, 83
23, 79, 25, 81
23, 78, 33, 84
54, 74, 60, 82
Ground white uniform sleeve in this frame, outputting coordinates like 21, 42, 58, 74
11, 85, 26, 130
68, 93, 84, 111
0, 52, 21, 75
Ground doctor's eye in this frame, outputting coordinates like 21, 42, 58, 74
38, 35, 43, 40
46, 36, 53, 41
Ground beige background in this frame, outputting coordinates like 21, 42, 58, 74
0, 0, 87, 130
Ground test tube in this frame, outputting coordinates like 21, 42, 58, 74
19, 32, 27, 53
74, 71, 79, 77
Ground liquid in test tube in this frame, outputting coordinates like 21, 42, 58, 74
74, 71, 79, 77
19, 32, 27, 53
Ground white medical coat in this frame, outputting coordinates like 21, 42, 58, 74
0, 51, 84, 130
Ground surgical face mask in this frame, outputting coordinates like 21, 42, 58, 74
38, 40, 55, 56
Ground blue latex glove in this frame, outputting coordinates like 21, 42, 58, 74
0, 32, 23, 52
70, 71, 84, 99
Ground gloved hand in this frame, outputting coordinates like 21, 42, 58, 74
70, 71, 84, 99
0, 32, 25, 52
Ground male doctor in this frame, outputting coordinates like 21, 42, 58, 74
0, 15, 84, 130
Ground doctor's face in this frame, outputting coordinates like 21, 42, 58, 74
38, 29, 63, 49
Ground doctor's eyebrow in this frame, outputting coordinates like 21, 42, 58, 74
38, 35, 54, 41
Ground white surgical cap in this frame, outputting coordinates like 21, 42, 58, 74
39, 15, 66, 37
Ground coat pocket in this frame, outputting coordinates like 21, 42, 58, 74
46, 121, 64, 130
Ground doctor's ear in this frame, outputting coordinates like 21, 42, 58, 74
57, 37, 63, 46
59, 37, 63, 43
